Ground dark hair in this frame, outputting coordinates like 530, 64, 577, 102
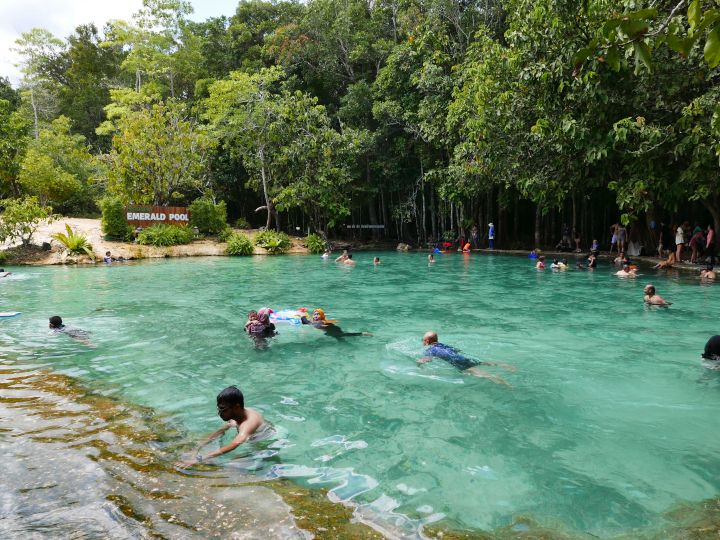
347, 253, 353, 259
707, 264, 714, 271
645, 285, 656, 295
217, 385, 244, 407
49, 315, 63, 328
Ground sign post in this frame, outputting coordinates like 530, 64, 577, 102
126, 205, 190, 227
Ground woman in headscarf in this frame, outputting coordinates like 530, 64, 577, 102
301, 308, 372, 339
245, 307, 277, 348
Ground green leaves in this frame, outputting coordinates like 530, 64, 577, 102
704, 26, 720, 67
633, 42, 652, 73
689, 0, 701, 31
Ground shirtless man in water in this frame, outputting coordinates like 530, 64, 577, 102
418, 331, 515, 386
176, 386, 268, 469
643, 284, 672, 306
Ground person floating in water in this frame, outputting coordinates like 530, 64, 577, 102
48, 315, 94, 346
643, 284, 672, 306
342, 254, 356, 266
301, 308, 372, 339
373, 256, 381, 266
335, 249, 349, 263
175, 385, 271, 469
245, 307, 276, 348
418, 331, 515, 386
0, 268, 12, 278
615, 264, 637, 278
700, 264, 716, 281
428, 254, 436, 264
536, 255, 545, 269
702, 335, 720, 362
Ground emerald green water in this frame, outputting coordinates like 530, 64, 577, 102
2, 253, 719, 537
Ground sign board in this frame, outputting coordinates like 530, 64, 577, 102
126, 205, 190, 227
346, 225, 385, 229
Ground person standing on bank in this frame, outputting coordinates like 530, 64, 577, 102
488, 222, 495, 249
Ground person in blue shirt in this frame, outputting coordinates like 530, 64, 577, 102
418, 331, 514, 385
487, 222, 495, 249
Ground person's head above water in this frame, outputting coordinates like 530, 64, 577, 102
257, 307, 273, 324
247, 310, 258, 320
216, 385, 244, 421
644, 284, 656, 295
423, 331, 438, 346
706, 264, 714, 271
49, 315, 63, 328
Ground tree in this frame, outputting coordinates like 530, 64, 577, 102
105, 100, 214, 205
0, 100, 31, 198
0, 196, 54, 246
18, 116, 98, 212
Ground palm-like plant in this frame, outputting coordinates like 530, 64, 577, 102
51, 224, 94, 258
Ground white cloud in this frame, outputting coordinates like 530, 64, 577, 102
0, 0, 239, 86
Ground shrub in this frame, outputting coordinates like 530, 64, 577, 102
99, 197, 132, 240
216, 226, 233, 242
189, 198, 226, 234
137, 224, 194, 246
226, 233, 254, 256
304, 233, 326, 254
0, 196, 54, 246
254, 229, 292, 254
51, 223, 94, 257
0, 250, 9, 265
235, 217, 251, 229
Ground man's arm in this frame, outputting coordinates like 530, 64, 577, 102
175, 421, 236, 468
417, 356, 433, 364
200, 415, 262, 461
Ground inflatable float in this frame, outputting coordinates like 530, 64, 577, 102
0, 312, 21, 318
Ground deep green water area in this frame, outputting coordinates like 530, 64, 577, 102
1, 252, 720, 538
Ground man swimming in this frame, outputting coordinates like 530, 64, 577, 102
175, 385, 271, 469
643, 284, 672, 306
48, 315, 94, 346
418, 331, 515, 386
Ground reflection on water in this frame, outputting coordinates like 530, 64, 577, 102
0, 364, 309, 539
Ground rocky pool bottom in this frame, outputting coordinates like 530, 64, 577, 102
2, 362, 719, 540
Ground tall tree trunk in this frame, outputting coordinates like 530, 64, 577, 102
430, 187, 437, 243
534, 205, 541, 248
572, 192, 577, 232
703, 196, 720, 233
30, 88, 39, 140
259, 150, 272, 230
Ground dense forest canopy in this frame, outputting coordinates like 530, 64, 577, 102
2, 0, 720, 249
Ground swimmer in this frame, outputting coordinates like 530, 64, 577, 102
559, 258, 568, 270
615, 264, 637, 278
643, 284, 672, 306
301, 308, 372, 339
321, 249, 331, 259
550, 259, 560, 270
48, 315, 94, 346
342, 253, 356, 266
702, 335, 720, 362
428, 254, 436, 263
373, 256, 381, 266
103, 251, 113, 264
536, 255, 545, 270
335, 249, 349, 262
175, 385, 269, 469
700, 264, 716, 281
245, 307, 276, 339
587, 253, 597, 269
418, 332, 515, 386
0, 268, 11, 278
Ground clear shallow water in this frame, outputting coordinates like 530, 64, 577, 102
1, 253, 720, 538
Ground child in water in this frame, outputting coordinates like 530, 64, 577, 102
175, 386, 270, 469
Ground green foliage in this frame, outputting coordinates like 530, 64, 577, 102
225, 232, 254, 255
254, 229, 291, 254
99, 196, 132, 240
216, 226, 233, 242
304, 233, 325, 254
189, 197, 226, 233
17, 116, 98, 212
235, 217, 251, 229
0, 250, 9, 264
0, 196, 54, 246
104, 100, 215, 205
137, 223, 194, 246
50, 223, 94, 257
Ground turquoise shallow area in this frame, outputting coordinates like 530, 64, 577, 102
2, 253, 720, 537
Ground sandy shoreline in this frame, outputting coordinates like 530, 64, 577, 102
2, 217, 311, 264
1, 217, 708, 275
